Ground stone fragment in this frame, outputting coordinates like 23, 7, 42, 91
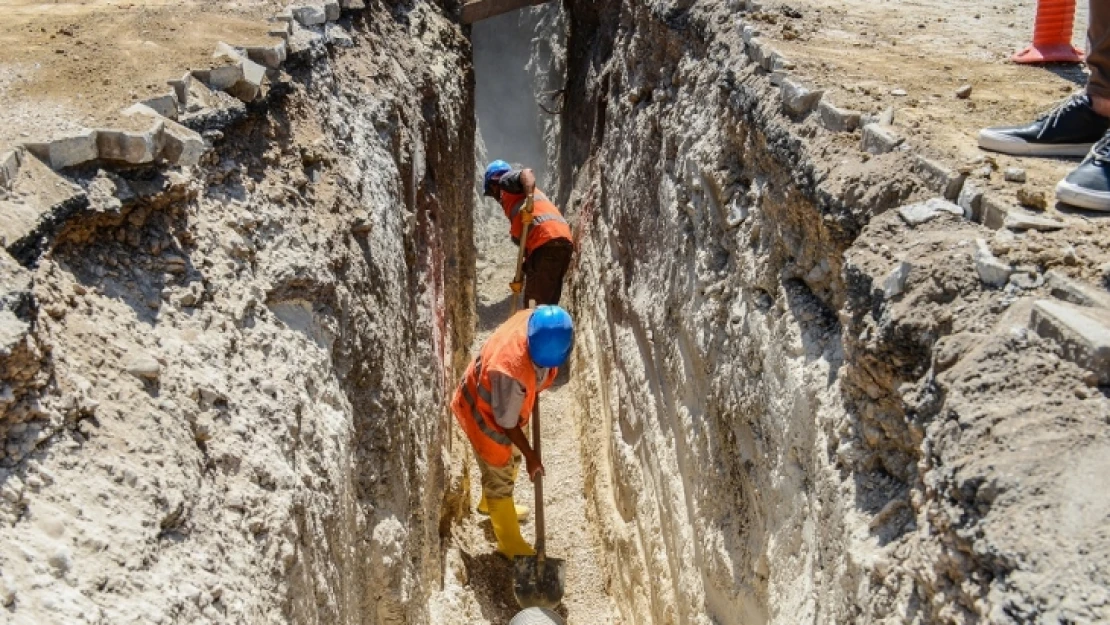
956, 84, 973, 99
339, 0, 365, 8
780, 78, 823, 117
1004, 211, 1065, 232
957, 181, 984, 221
1003, 167, 1027, 183
0, 153, 88, 265
861, 124, 904, 154
161, 119, 208, 167
227, 57, 268, 102
1016, 186, 1047, 211
742, 24, 762, 43
326, 23, 355, 47
244, 40, 288, 69
125, 353, 161, 380
96, 119, 164, 165
974, 239, 1011, 287
1045, 270, 1110, 308
167, 72, 192, 110
817, 98, 861, 133
897, 198, 963, 226
291, 4, 327, 26
1030, 300, 1110, 384
324, 0, 340, 20
141, 94, 179, 120
0, 150, 20, 191
891, 88, 907, 96
24, 130, 99, 170
882, 261, 912, 298
769, 71, 788, 86
913, 155, 966, 200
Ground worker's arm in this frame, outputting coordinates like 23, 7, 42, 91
518, 168, 537, 196
505, 425, 544, 480
497, 168, 537, 196
489, 371, 546, 480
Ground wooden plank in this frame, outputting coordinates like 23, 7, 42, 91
460, 0, 551, 24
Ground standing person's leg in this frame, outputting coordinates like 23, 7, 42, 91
523, 240, 574, 307
475, 450, 534, 558
1087, 0, 1110, 112
1056, 0, 1110, 211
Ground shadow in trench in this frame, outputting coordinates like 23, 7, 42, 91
478, 291, 514, 332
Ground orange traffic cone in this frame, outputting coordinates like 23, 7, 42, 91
1013, 0, 1085, 64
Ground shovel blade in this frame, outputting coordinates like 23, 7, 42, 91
513, 555, 566, 609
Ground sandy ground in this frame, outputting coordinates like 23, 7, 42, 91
431, 199, 617, 624
0, 0, 281, 147
763, 0, 1093, 212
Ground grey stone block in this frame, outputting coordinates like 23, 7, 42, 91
168, 72, 192, 110
291, 4, 327, 25
25, 130, 99, 170
913, 155, 966, 201
324, 0, 340, 20
326, 23, 355, 47
96, 118, 164, 165
781, 78, 823, 118
816, 98, 861, 133
860, 124, 904, 154
0, 150, 19, 191
0, 154, 88, 265
974, 239, 1011, 287
339, 0, 365, 9
1004, 211, 1066, 232
227, 57, 268, 102
980, 194, 1010, 229
1030, 300, 1110, 384
882, 261, 913, 298
957, 181, 984, 221
244, 40, 288, 69
162, 119, 208, 167
897, 198, 963, 227
1046, 271, 1110, 309
141, 94, 179, 120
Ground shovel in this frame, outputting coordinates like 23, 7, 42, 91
513, 396, 566, 609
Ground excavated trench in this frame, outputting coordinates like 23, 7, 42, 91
1, 1, 1108, 625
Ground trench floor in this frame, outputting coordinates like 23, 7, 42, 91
430, 204, 617, 624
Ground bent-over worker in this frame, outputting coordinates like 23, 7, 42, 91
450, 305, 574, 558
483, 161, 574, 306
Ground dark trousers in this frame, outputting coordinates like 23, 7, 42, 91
523, 238, 573, 307
1089, 1, 1110, 99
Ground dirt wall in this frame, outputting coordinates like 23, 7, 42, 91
554, 1, 1110, 624
0, 2, 476, 623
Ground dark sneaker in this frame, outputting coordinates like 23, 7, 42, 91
1056, 130, 1110, 211
978, 94, 1109, 157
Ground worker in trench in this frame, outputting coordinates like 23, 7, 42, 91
483, 160, 574, 306
450, 305, 574, 558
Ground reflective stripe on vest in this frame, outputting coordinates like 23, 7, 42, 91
531, 214, 568, 226
459, 356, 512, 446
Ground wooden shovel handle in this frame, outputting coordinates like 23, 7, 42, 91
532, 395, 545, 555
510, 196, 535, 314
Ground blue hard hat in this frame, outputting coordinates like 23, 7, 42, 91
483, 160, 511, 197
527, 306, 574, 368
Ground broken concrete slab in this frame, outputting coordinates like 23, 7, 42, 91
817, 98, 861, 133
1045, 271, 1110, 309
167, 72, 192, 111
913, 155, 966, 201
1030, 300, 1110, 384
974, 239, 1011, 287
24, 130, 99, 170
861, 124, 904, 154
227, 57, 268, 102
781, 78, 823, 118
0, 154, 88, 266
897, 198, 963, 227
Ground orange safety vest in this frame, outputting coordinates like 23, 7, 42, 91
451, 310, 558, 467
499, 188, 572, 256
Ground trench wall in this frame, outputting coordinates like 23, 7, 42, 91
0, 2, 476, 623
553, 1, 1110, 624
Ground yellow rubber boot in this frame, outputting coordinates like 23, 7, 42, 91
478, 493, 530, 520
486, 497, 536, 559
